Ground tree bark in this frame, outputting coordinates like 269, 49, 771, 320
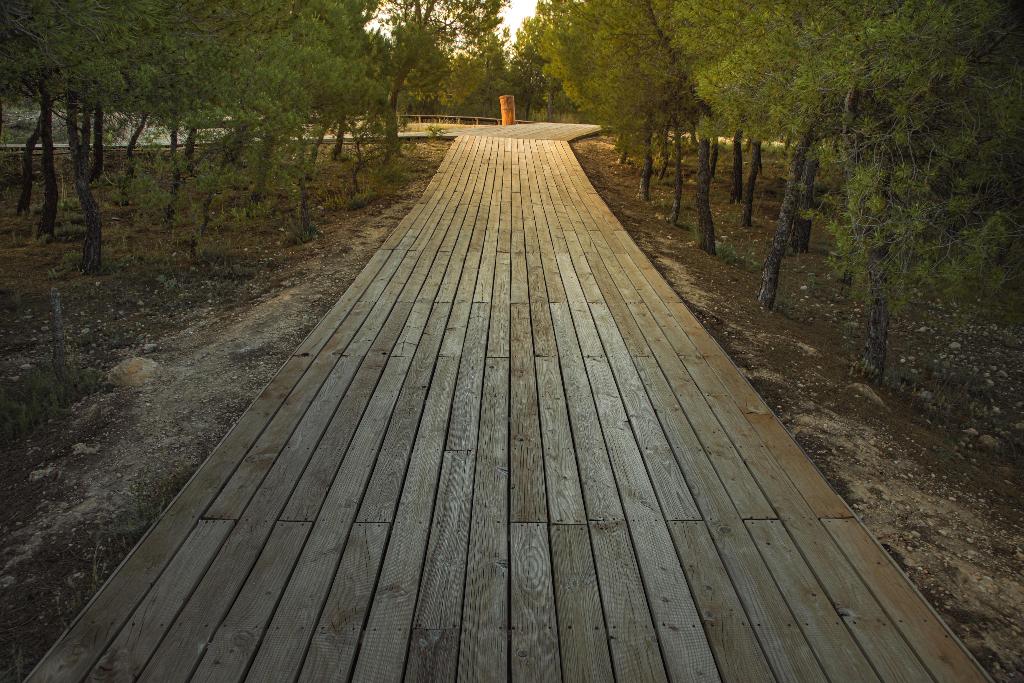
165, 127, 195, 227
125, 113, 148, 176
657, 126, 670, 180
730, 130, 743, 203
757, 130, 813, 309
695, 137, 716, 254
37, 85, 58, 238
638, 132, 653, 201
709, 140, 719, 179
546, 86, 554, 122
741, 140, 761, 227
790, 157, 818, 253
90, 106, 104, 181
669, 126, 683, 225
66, 93, 103, 274
331, 119, 346, 160
17, 118, 41, 215
863, 244, 889, 377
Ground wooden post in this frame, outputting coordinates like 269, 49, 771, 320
50, 287, 66, 383
499, 95, 516, 126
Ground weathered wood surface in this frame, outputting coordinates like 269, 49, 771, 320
30, 122, 987, 682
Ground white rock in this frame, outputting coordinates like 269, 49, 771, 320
949, 341, 961, 350
29, 466, 57, 481
107, 357, 159, 387
847, 382, 885, 407
72, 442, 99, 456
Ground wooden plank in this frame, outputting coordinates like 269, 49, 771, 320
191, 521, 311, 683
510, 303, 546, 522
403, 450, 474, 680
745, 520, 880, 683
511, 523, 560, 683
822, 518, 989, 683
458, 357, 510, 682
351, 356, 460, 682
550, 525, 614, 683
549, 302, 622, 522
297, 522, 389, 682
668, 521, 776, 683
535, 355, 586, 525
585, 356, 719, 683
447, 302, 489, 450
589, 521, 667, 683
703, 518, 825, 681
88, 520, 233, 681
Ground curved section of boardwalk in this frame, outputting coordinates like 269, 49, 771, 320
30, 123, 986, 682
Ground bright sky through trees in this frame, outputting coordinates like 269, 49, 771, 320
502, 0, 535, 37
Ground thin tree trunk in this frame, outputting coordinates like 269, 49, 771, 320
38, 85, 58, 238
863, 244, 889, 377
657, 126, 670, 180
741, 140, 761, 227
164, 127, 182, 226
125, 113, 148, 177
669, 126, 683, 225
638, 131, 653, 201
757, 129, 813, 309
17, 118, 41, 215
730, 130, 743, 203
791, 157, 818, 253
299, 127, 328, 237
331, 119, 346, 160
90, 106, 104, 181
546, 87, 554, 122
67, 93, 103, 274
384, 87, 401, 160
695, 137, 716, 254
709, 140, 719, 179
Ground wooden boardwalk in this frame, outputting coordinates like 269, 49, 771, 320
30, 123, 987, 682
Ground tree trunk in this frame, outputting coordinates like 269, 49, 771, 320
546, 87, 554, 122
38, 86, 58, 238
741, 140, 761, 227
638, 132, 653, 201
66, 94, 103, 274
730, 130, 743, 203
757, 130, 813, 309
657, 126, 670, 180
90, 106, 104, 181
165, 127, 195, 227
791, 157, 818, 253
695, 137, 716, 255
17, 118, 41, 215
299, 127, 328, 238
384, 88, 401, 160
125, 113, 148, 177
863, 244, 889, 377
669, 126, 683, 225
250, 133, 274, 203
709, 140, 719, 179
331, 119, 346, 160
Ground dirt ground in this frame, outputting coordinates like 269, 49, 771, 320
572, 135, 1024, 681
0, 140, 449, 679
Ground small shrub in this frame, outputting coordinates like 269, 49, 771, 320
345, 192, 373, 210
0, 365, 105, 443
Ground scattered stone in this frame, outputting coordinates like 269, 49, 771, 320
978, 434, 1000, 451
142, 343, 158, 354
72, 442, 99, 456
0, 575, 14, 589
848, 382, 885, 407
107, 357, 159, 387
19, 363, 33, 371
916, 389, 934, 403
948, 341, 961, 350
29, 466, 57, 482
963, 427, 979, 437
